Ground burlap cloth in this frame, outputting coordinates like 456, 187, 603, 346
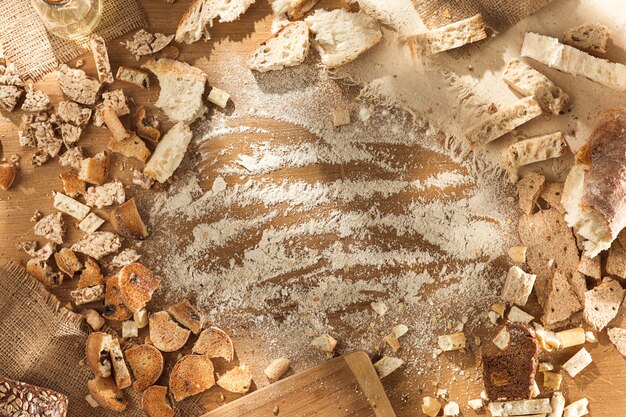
0, 261, 205, 416
0, 0, 147, 81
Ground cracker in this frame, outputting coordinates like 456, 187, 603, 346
542, 270, 582, 326
583, 278, 625, 330
516, 172, 545, 215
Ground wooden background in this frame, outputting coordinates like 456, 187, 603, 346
1, 0, 626, 415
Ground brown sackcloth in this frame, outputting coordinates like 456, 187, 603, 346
0, 261, 206, 416
0, 0, 147, 81
412, 0, 553, 30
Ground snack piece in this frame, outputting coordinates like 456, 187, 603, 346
543, 371, 562, 390
53, 192, 90, 220
122, 319, 138, 338
84, 180, 125, 209
508, 246, 527, 263
78, 258, 104, 288
169, 354, 215, 401
488, 398, 551, 416
175, 0, 256, 44
59, 170, 86, 198
493, 327, 510, 350
125, 344, 164, 391
443, 402, 459, 417
78, 212, 105, 234
305, 9, 382, 68
508, 306, 534, 323
482, 323, 539, 401
563, 398, 589, 417
422, 396, 442, 417
34, 212, 65, 244
503, 59, 569, 114
112, 249, 142, 269
562, 347, 592, 378
264, 358, 290, 381
108, 338, 132, 389
133, 106, 161, 142
563, 23, 610, 56
26, 258, 63, 286
84, 309, 105, 331
407, 14, 487, 57
248, 21, 310, 73
54, 248, 82, 277
59, 146, 84, 171
607, 241, 626, 279
110, 198, 150, 240
72, 231, 121, 260
57, 64, 102, 105
271, 0, 318, 19
0, 376, 68, 417
332, 108, 350, 127
464, 96, 543, 149
583, 277, 625, 330
311, 334, 337, 354
103, 275, 133, 321
150, 311, 191, 352
607, 327, 626, 357
467, 398, 483, 411
142, 58, 206, 123
542, 270, 582, 326
217, 364, 253, 394
116, 66, 150, 89
0, 163, 17, 191
578, 254, 601, 279
124, 29, 175, 59
144, 122, 193, 183
57, 101, 92, 127
141, 385, 174, 417
86, 332, 113, 378
107, 133, 151, 163
118, 262, 160, 312
0, 85, 23, 112
87, 376, 128, 412
102, 106, 130, 142
21, 85, 51, 112
167, 299, 203, 334
89, 34, 114, 83
501, 266, 536, 306
71, 285, 105, 305
437, 332, 466, 351
207, 86, 230, 109
373, 356, 405, 379
522, 32, 626, 91
193, 326, 235, 361
94, 90, 130, 127
549, 392, 565, 417
79, 151, 109, 185
508, 132, 569, 172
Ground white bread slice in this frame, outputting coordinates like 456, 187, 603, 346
521, 32, 626, 91
272, 0, 318, 19
176, 0, 256, 44
563, 23, 610, 56
248, 21, 310, 73
144, 122, 192, 183
503, 59, 569, 114
464, 96, 543, 149
305, 9, 382, 68
142, 59, 206, 123
507, 131, 568, 169
406, 14, 487, 57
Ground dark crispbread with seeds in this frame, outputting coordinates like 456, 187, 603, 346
517, 172, 545, 214
86, 332, 113, 378
118, 262, 160, 312
0, 376, 68, 417
542, 270, 582, 326
125, 344, 164, 392
149, 311, 190, 352
103, 275, 133, 321
193, 326, 235, 361
584, 278, 625, 330
169, 354, 215, 402
87, 376, 128, 412
142, 385, 174, 417
168, 299, 203, 334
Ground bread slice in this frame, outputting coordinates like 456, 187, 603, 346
216, 364, 252, 394
144, 122, 193, 183
71, 231, 121, 260
272, 0, 318, 19
116, 66, 150, 89
501, 266, 536, 306
406, 14, 487, 57
142, 58, 206, 123
34, 212, 65, 244
502, 59, 569, 114
169, 354, 215, 401
125, 344, 164, 391
583, 277, 625, 330
103, 275, 133, 321
0, 163, 17, 191
578, 254, 601, 280
193, 326, 234, 361
608, 327, 626, 357
141, 385, 174, 417
26, 258, 63, 287
54, 248, 82, 277
21, 85, 51, 112
111, 198, 150, 240
248, 21, 310, 72
542, 270, 582, 326
175, 0, 256, 44
516, 172, 545, 215
563, 23, 610, 56
108, 338, 132, 389
87, 376, 128, 412
78, 257, 104, 288
86, 332, 113, 378
607, 240, 626, 279
107, 133, 151, 163
167, 299, 203, 334
464, 96, 543, 149
522, 32, 626, 91
57, 64, 102, 105
78, 151, 109, 185
118, 262, 160, 312
89, 34, 114, 84
134, 106, 161, 143
149, 311, 191, 352
508, 132, 568, 171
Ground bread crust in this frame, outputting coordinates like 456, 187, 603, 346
118, 262, 160, 312
192, 326, 234, 361
167, 299, 203, 334
111, 198, 150, 240
125, 344, 164, 391
134, 105, 161, 142
169, 354, 215, 401
0, 376, 68, 417
87, 376, 128, 412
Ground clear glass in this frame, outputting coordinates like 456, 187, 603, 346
31, 0, 103, 40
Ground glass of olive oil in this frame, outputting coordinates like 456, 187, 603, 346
31, 0, 103, 40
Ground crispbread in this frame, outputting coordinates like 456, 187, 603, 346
169, 354, 215, 401
193, 326, 234, 361
539, 182, 565, 214
103, 275, 133, 321
608, 327, 626, 357
175, 0, 256, 44
21, 85, 51, 112
542, 270, 582, 326
57, 64, 102, 105
248, 21, 310, 73
108, 338, 131, 389
125, 344, 164, 391
488, 398, 551, 416
123, 29, 175, 59
87, 376, 128, 412
54, 248, 82, 277
217, 364, 253, 394
110, 198, 150, 240
516, 172, 545, 215
78, 257, 104, 288
149, 311, 191, 352
607, 240, 626, 280
34, 212, 65, 244
167, 299, 203, 334
141, 385, 174, 417
583, 277, 625, 330
578, 254, 601, 280
84, 180, 125, 208
118, 262, 160, 312
71, 231, 121, 260
85, 332, 113, 378
406, 14, 487, 57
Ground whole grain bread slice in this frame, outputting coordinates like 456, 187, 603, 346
516, 172, 545, 215
583, 277, 625, 330
169, 354, 215, 401
125, 344, 164, 392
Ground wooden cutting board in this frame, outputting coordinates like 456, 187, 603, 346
201, 351, 396, 417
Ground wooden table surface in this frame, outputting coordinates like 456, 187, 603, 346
1, 0, 626, 416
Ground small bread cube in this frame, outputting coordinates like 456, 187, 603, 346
562, 348, 592, 378
122, 320, 139, 338
84, 309, 105, 331
501, 265, 536, 306
332, 108, 350, 127
134, 308, 149, 329
508, 246, 527, 263
208, 87, 230, 109
492, 327, 510, 350
311, 334, 337, 354
543, 371, 562, 390
467, 399, 483, 410
78, 212, 105, 234
507, 306, 534, 323
373, 356, 404, 379
422, 396, 441, 417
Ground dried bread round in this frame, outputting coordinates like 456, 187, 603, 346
125, 344, 164, 392
217, 365, 253, 394
149, 311, 191, 352
193, 326, 234, 361
103, 275, 133, 321
142, 385, 174, 417
86, 332, 112, 378
167, 299, 203, 334
118, 262, 160, 312
169, 354, 215, 402
87, 376, 128, 412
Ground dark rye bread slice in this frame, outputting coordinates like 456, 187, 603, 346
103, 275, 133, 321
125, 344, 164, 392
482, 323, 539, 401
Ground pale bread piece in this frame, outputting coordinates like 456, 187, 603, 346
516, 172, 545, 215
34, 212, 65, 244
311, 334, 338, 353
84, 309, 105, 331
563, 23, 610, 56
71, 231, 121, 260
264, 358, 290, 381
606, 240, 626, 280
539, 182, 565, 214
26, 258, 63, 286
116, 66, 150, 89
133, 106, 161, 143
150, 311, 191, 352
57, 101, 92, 127
248, 21, 310, 73
123, 29, 175, 60
562, 347, 592, 378
103, 275, 133, 321
207, 87, 230, 108
465, 96, 543, 149
607, 327, 626, 357
57, 64, 102, 105
169, 354, 215, 401
78, 212, 105, 234
59, 146, 84, 171
583, 277, 625, 330
406, 14, 487, 57
563, 398, 589, 417
78, 258, 104, 288
193, 326, 234, 360
422, 396, 441, 417
87, 376, 128, 412
175, 0, 256, 44
53, 192, 90, 220
86, 332, 113, 378
0, 163, 17, 191
89, 34, 114, 84
217, 364, 253, 393
112, 248, 142, 268
78, 151, 109, 185
501, 266, 536, 306
548, 392, 565, 417
141, 385, 174, 417
272, 0, 318, 19
508, 132, 568, 171
167, 299, 203, 334
373, 356, 405, 379
125, 344, 164, 391
107, 133, 151, 163
578, 254, 601, 280
54, 248, 82, 277
503, 59, 569, 114
108, 338, 131, 389
305, 9, 382, 68
144, 122, 192, 183
118, 262, 160, 312
142, 58, 206, 123
542, 270, 582, 326
59, 170, 86, 198
488, 398, 551, 416
71, 285, 105, 305
84, 180, 125, 208
111, 198, 150, 240
521, 32, 626, 91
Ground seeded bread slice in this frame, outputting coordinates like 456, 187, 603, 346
169, 354, 215, 401
583, 277, 625, 330
21, 85, 51, 112
563, 23, 610, 56
125, 344, 164, 392
57, 64, 102, 105
249, 21, 310, 72
89, 34, 114, 84
150, 311, 191, 352
407, 14, 487, 57
87, 376, 128, 412
193, 326, 235, 361
167, 299, 203, 334
86, 332, 113, 378
141, 385, 174, 417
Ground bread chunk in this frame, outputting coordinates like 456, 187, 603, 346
516, 172, 545, 215
0, 163, 17, 191
59, 170, 86, 198
87, 376, 128, 412
103, 275, 133, 321
124, 29, 174, 60
144, 122, 192, 183
217, 365, 252, 394
142, 385, 174, 417
249, 22, 310, 72
111, 198, 150, 240
79, 151, 109, 185
176, 0, 256, 44
193, 326, 234, 360
34, 212, 65, 244
150, 311, 191, 352
94, 89, 130, 127
89, 34, 114, 83
125, 344, 164, 391
26, 258, 63, 286
563, 23, 610, 56
272, 0, 318, 19
542, 270, 582, 326
71, 231, 121, 260
57, 64, 102, 105
54, 248, 82, 277
116, 66, 150, 89
84, 180, 126, 208
86, 332, 113, 378
407, 14, 487, 57
167, 299, 203, 334
21, 85, 51, 112
108, 338, 132, 389
118, 262, 160, 312
133, 105, 161, 142
71, 285, 105, 305
501, 266, 536, 306
107, 133, 151, 163
583, 277, 625, 330
78, 257, 104, 288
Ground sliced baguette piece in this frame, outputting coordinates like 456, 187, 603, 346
542, 270, 582, 326
248, 21, 310, 72
175, 0, 256, 44
193, 326, 234, 360
583, 277, 625, 330
103, 275, 133, 321
406, 14, 487, 57
508, 132, 568, 171
118, 262, 160, 312
169, 354, 215, 401
110, 198, 150, 240
563, 23, 610, 56
107, 133, 151, 163
464, 96, 542, 149
150, 311, 191, 352
89, 34, 114, 84
272, 0, 318, 19
216, 364, 252, 394
167, 299, 203, 334
521, 32, 626, 91
305, 9, 382, 68
116, 66, 150, 89
108, 338, 132, 389
87, 376, 128, 412
125, 344, 164, 391
141, 385, 174, 417
86, 332, 113, 378
144, 122, 192, 183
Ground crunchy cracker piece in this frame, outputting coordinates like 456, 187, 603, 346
502, 266, 536, 306
60, 123, 83, 147
89, 34, 114, 84
542, 270, 582, 326
79, 151, 110, 185
118, 262, 160, 312
57, 64, 102, 105
517, 172, 545, 214
59, 146, 84, 171
71, 284, 105, 305
0, 163, 17, 191
122, 319, 138, 338
141, 385, 174, 417
539, 182, 565, 214
72, 231, 121, 260
133, 106, 161, 143
59, 170, 86, 197
149, 311, 190, 352
583, 277, 625, 330
563, 398, 589, 417
84, 180, 126, 208
78, 257, 104, 288
542, 371, 562, 390
193, 326, 234, 361
108, 338, 132, 389
167, 299, 203, 334
169, 354, 215, 402
332, 108, 350, 127
422, 397, 441, 417
58, 101, 92, 126
111, 198, 149, 240
107, 133, 151, 163
26, 258, 63, 286
607, 240, 626, 280
87, 376, 128, 412
562, 347, 592, 378
578, 254, 601, 280
0, 85, 23, 112
126, 344, 164, 392
112, 248, 141, 268
34, 212, 65, 244
217, 365, 253, 394
54, 248, 82, 277
21, 85, 51, 112
508, 246, 527, 263
103, 275, 133, 321
116, 66, 150, 89
607, 327, 626, 357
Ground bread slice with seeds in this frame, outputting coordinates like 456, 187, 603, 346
57, 64, 102, 105
169, 354, 215, 401
87, 376, 128, 412
125, 344, 164, 391
168, 299, 203, 334
248, 21, 310, 73
583, 277, 625, 330
86, 332, 113, 378
142, 385, 174, 417
193, 326, 234, 361
118, 262, 160, 312
149, 311, 191, 352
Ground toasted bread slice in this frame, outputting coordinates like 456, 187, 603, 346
103, 275, 133, 321
169, 354, 215, 401
0, 163, 17, 191
167, 299, 203, 334
107, 133, 151, 163
108, 338, 132, 389
142, 385, 174, 417
78, 257, 104, 288
59, 170, 86, 198
87, 376, 128, 412
71, 285, 105, 305
118, 262, 160, 312
54, 248, 82, 277
125, 343, 164, 392
86, 332, 113, 378
149, 311, 190, 352
217, 364, 252, 394
193, 326, 234, 361
134, 106, 161, 143
26, 258, 63, 287
78, 151, 109, 186
111, 198, 150, 240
